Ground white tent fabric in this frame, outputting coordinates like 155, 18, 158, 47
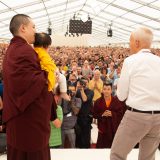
0, 0, 160, 46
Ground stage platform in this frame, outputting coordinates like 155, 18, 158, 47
0, 149, 159, 160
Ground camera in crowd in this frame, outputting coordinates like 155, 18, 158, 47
79, 78, 87, 88
68, 70, 73, 74
67, 89, 75, 97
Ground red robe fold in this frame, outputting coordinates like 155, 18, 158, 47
93, 96, 124, 148
2, 36, 56, 152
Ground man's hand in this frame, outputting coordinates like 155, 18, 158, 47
52, 119, 62, 128
102, 110, 112, 117
60, 93, 70, 101
94, 82, 101, 93
79, 86, 87, 102
0, 125, 3, 132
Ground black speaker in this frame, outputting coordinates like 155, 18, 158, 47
69, 20, 92, 34
107, 28, 112, 37
48, 28, 52, 35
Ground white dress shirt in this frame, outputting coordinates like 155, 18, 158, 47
58, 73, 67, 93
54, 72, 67, 93
117, 49, 160, 111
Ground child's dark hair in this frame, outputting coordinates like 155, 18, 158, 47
34, 32, 52, 48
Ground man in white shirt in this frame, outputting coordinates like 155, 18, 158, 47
110, 27, 160, 160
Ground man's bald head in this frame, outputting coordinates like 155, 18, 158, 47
130, 27, 153, 54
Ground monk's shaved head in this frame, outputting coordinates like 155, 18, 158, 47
10, 14, 30, 36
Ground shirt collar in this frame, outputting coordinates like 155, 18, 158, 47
139, 49, 151, 53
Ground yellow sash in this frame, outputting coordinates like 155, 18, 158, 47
34, 47, 57, 91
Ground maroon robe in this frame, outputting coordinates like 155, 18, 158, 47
2, 36, 56, 153
93, 96, 124, 148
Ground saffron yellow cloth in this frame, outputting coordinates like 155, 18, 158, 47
34, 47, 57, 91
105, 96, 112, 108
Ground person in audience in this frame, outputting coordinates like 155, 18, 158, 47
89, 69, 103, 102
49, 88, 63, 148
82, 60, 92, 79
60, 60, 68, 74
93, 83, 124, 148
89, 61, 95, 71
113, 65, 122, 95
100, 67, 110, 83
71, 65, 78, 79
97, 60, 104, 71
71, 60, 78, 69
0, 78, 3, 131
2, 14, 56, 160
67, 73, 77, 87
61, 84, 82, 148
0, 72, 5, 154
76, 77, 94, 148
107, 61, 118, 84
0, 95, 6, 154
110, 27, 160, 160
66, 64, 78, 81
77, 66, 83, 79
0, 96, 3, 132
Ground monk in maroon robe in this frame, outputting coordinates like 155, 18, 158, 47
2, 14, 56, 160
93, 83, 124, 148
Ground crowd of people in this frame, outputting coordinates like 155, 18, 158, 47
1, 43, 160, 150
47, 46, 127, 148
1, 33, 160, 151
1, 44, 160, 72
0, 14, 160, 160
0, 30, 130, 151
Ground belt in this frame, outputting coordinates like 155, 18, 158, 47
127, 106, 160, 114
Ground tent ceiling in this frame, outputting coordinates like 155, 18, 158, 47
0, 0, 160, 45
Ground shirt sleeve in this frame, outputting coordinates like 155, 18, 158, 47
86, 90, 94, 102
58, 73, 67, 93
117, 59, 130, 101
56, 105, 63, 121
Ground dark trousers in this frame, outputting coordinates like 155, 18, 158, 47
75, 118, 91, 148
0, 133, 6, 153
